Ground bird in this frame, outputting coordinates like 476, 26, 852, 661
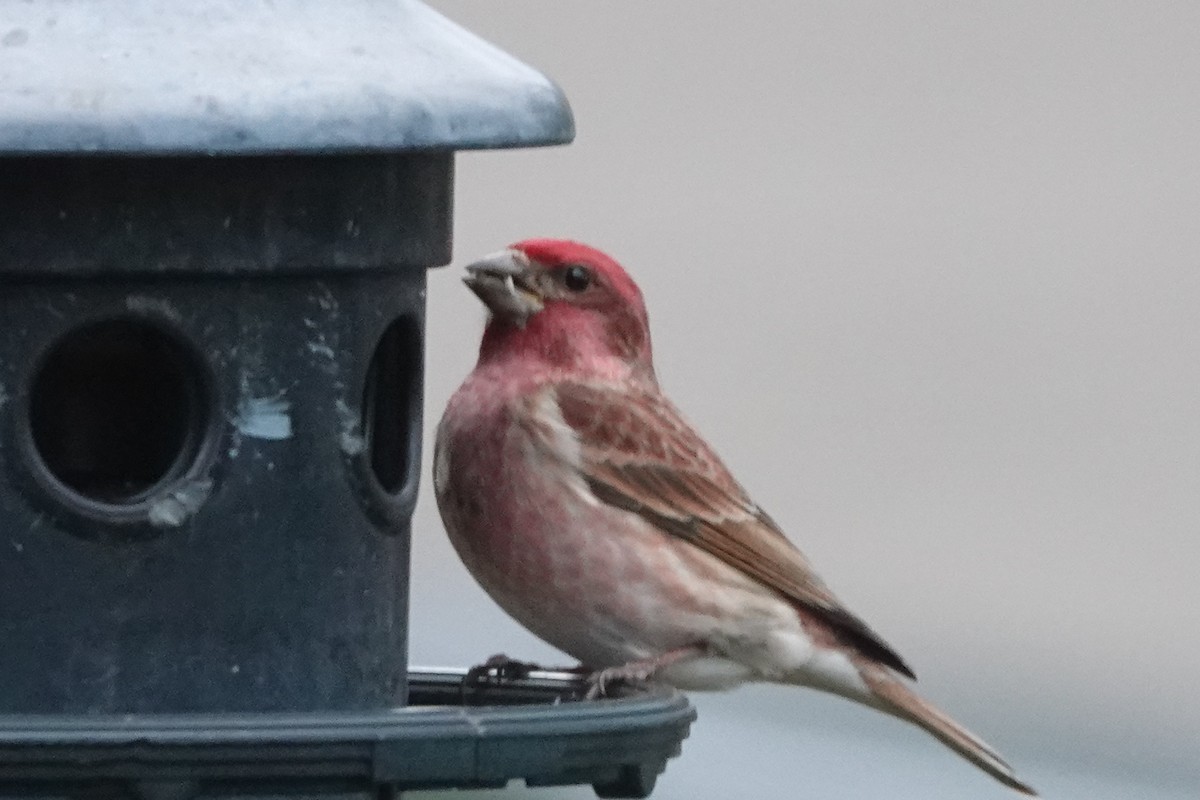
434, 238, 1036, 795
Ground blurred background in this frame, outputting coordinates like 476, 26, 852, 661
410, 3, 1200, 798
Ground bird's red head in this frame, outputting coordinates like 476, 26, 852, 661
463, 238, 654, 379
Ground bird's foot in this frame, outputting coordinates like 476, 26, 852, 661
584, 645, 707, 700
586, 660, 659, 700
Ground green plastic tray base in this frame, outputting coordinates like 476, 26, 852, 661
0, 668, 696, 799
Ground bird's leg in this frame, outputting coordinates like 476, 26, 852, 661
585, 644, 706, 700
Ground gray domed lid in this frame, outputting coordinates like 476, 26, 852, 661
0, 0, 574, 155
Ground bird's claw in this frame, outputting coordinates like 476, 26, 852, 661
585, 661, 658, 700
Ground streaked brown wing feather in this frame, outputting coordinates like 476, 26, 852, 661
552, 380, 915, 679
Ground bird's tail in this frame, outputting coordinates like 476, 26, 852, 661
857, 662, 1038, 795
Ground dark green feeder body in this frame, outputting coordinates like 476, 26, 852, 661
0, 2, 693, 797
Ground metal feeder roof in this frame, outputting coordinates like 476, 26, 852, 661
0, 0, 574, 155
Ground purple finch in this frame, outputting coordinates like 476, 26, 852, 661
434, 239, 1035, 795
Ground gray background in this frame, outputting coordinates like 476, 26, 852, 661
411, 3, 1200, 798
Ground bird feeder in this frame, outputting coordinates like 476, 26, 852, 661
0, 1, 694, 797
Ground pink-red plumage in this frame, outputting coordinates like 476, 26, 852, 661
435, 239, 1035, 795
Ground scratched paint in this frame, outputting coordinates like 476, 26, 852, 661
335, 398, 365, 456
233, 394, 293, 441
125, 294, 181, 321
148, 478, 213, 528
306, 340, 335, 360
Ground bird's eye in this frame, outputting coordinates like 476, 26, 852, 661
562, 265, 593, 292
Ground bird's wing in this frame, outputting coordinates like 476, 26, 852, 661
537, 378, 914, 679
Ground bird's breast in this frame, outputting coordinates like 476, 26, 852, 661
435, 381, 715, 664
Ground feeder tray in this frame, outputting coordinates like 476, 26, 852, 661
0, 669, 695, 799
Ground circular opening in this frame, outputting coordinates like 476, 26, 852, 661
29, 319, 208, 506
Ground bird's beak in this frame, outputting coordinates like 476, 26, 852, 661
463, 249, 544, 327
